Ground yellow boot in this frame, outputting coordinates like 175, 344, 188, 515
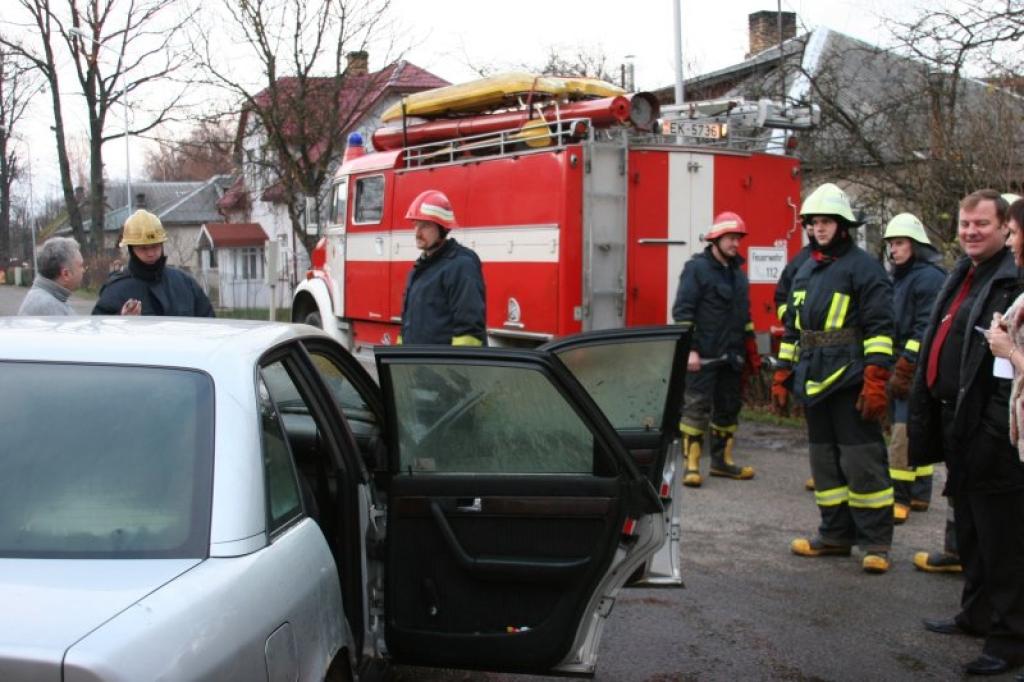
709, 429, 755, 480
682, 434, 703, 487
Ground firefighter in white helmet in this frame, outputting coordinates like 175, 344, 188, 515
400, 190, 486, 345
882, 213, 946, 525
772, 183, 896, 574
672, 211, 760, 487
92, 209, 213, 317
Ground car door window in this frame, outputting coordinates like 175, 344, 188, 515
554, 338, 677, 431
257, 365, 303, 533
388, 363, 598, 474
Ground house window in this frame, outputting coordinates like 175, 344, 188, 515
353, 175, 384, 224
208, 249, 218, 269
234, 247, 264, 280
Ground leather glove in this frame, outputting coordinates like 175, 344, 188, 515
888, 356, 915, 400
745, 336, 762, 374
771, 369, 791, 413
855, 364, 891, 422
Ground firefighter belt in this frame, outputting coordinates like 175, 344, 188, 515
800, 328, 862, 349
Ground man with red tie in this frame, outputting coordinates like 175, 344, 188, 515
909, 189, 1024, 676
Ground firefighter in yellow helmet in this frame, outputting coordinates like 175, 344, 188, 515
772, 183, 896, 574
92, 209, 214, 317
882, 214, 945, 524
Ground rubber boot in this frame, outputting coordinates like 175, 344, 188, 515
893, 503, 910, 525
863, 552, 891, 574
709, 429, 754, 479
682, 434, 703, 487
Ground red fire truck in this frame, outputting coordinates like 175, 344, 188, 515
293, 76, 809, 354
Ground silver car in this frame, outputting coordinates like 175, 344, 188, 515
0, 317, 688, 680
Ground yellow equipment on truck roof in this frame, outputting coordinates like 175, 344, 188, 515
380, 72, 626, 122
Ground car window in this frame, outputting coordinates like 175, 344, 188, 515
388, 363, 599, 474
554, 338, 675, 431
0, 362, 214, 559
258, 364, 304, 532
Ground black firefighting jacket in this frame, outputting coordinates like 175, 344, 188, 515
779, 237, 894, 405
400, 238, 486, 345
672, 245, 753, 367
892, 257, 946, 364
774, 243, 814, 323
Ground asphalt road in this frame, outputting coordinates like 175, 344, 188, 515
0, 283, 1000, 680
390, 422, 1006, 682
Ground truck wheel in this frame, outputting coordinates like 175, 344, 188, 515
304, 311, 323, 329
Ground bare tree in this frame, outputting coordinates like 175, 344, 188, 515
0, 42, 40, 262
1, 0, 194, 253
191, 0, 395, 256
144, 118, 236, 181
789, 6, 1024, 253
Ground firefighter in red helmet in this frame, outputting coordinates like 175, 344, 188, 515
400, 190, 486, 346
673, 211, 760, 487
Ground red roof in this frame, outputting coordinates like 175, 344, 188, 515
202, 222, 268, 248
216, 176, 249, 211
238, 60, 449, 156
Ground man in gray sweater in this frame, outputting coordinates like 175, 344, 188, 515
18, 237, 86, 315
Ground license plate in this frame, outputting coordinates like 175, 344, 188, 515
660, 119, 727, 140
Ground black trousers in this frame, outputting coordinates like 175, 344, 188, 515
944, 418, 1024, 662
804, 385, 894, 552
679, 361, 742, 437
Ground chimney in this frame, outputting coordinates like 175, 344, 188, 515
135, 192, 146, 209
345, 51, 369, 76
747, 10, 797, 58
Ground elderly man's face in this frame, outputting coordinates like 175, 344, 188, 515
60, 250, 86, 291
958, 199, 1006, 265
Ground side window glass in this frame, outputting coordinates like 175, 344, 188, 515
257, 368, 302, 533
555, 339, 675, 431
330, 178, 348, 225
353, 175, 384, 224
388, 363, 601, 474
308, 352, 382, 467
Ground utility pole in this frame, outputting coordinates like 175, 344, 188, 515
673, 0, 685, 105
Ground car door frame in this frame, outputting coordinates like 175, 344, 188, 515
372, 344, 663, 675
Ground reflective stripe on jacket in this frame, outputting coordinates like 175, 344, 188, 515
774, 243, 813, 323
779, 239, 894, 405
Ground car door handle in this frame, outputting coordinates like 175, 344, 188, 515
455, 497, 482, 512
429, 501, 589, 583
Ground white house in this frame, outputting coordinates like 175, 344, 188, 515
196, 222, 273, 309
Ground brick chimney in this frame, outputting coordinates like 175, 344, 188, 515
747, 10, 797, 58
345, 51, 369, 76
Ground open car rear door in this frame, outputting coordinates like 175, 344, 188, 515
541, 326, 690, 585
375, 346, 664, 676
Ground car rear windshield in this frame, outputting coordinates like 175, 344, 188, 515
0, 362, 215, 559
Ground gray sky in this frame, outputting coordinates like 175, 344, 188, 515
19, 0, 936, 201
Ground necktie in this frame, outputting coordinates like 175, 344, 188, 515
926, 267, 975, 388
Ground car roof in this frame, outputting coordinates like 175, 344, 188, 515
0, 316, 324, 374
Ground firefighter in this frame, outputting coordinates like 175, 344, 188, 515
774, 223, 817, 492
772, 183, 896, 574
93, 209, 213, 317
400, 190, 486, 346
883, 213, 945, 525
673, 211, 760, 487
